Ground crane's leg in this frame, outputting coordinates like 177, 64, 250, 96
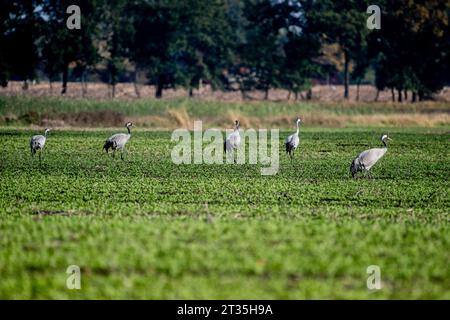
38, 151, 42, 166
112, 149, 116, 159
121, 148, 125, 161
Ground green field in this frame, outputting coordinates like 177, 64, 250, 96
0, 123, 448, 299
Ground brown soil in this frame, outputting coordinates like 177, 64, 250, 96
2, 81, 450, 103
15, 110, 124, 127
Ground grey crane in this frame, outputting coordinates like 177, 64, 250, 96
103, 122, 133, 159
285, 117, 301, 162
224, 120, 241, 163
350, 134, 392, 179
30, 128, 51, 163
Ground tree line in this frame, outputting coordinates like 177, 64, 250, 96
0, 0, 449, 101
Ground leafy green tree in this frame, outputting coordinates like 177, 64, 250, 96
41, 0, 100, 95
312, 0, 371, 99
236, 0, 322, 100
96, 0, 134, 98
240, 0, 287, 99
370, 0, 450, 101
172, 0, 235, 96
0, 1, 14, 87
128, 1, 177, 98
279, 0, 322, 99
3, 1, 44, 89
129, 0, 235, 98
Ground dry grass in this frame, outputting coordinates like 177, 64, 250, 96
3, 107, 448, 129
347, 113, 450, 127
1, 82, 449, 128
125, 112, 450, 130
10, 110, 125, 127
166, 108, 191, 128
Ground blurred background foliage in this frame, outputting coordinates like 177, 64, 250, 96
0, 0, 449, 101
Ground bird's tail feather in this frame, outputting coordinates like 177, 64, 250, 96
103, 140, 112, 152
285, 142, 292, 154
350, 158, 358, 178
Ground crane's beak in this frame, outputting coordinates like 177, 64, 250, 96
388, 137, 393, 141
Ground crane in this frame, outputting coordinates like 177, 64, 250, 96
30, 128, 51, 164
224, 120, 241, 163
103, 122, 133, 160
285, 117, 301, 162
350, 134, 392, 179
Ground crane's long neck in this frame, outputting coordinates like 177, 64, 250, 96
295, 122, 300, 135
382, 140, 387, 148
44, 131, 48, 138
127, 126, 131, 135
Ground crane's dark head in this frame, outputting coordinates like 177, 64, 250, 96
44, 128, 51, 135
126, 122, 133, 128
235, 120, 240, 129
296, 117, 302, 124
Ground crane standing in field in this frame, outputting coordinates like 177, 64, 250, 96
103, 122, 133, 160
285, 117, 301, 162
224, 120, 241, 163
350, 134, 392, 179
30, 128, 51, 164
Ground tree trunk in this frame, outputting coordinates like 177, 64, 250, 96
22, 80, 29, 90
264, 87, 269, 100
374, 89, 380, 102
61, 63, 68, 95
155, 81, 163, 98
404, 90, 408, 101
343, 50, 349, 99
356, 81, 360, 101
189, 88, 194, 97
294, 91, 298, 101
111, 84, 116, 99
306, 89, 312, 100
287, 90, 291, 100
412, 91, 417, 103
81, 71, 87, 98
418, 90, 424, 101
398, 89, 402, 102
49, 80, 53, 94
300, 91, 306, 100
391, 88, 395, 102
133, 71, 140, 98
